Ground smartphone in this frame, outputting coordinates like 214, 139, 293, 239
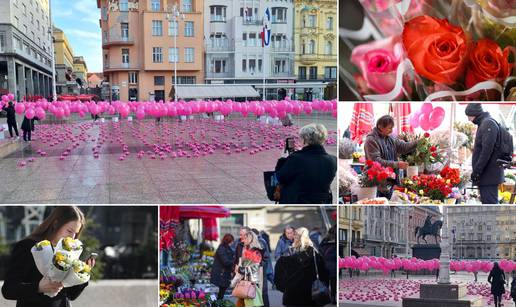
285, 137, 295, 154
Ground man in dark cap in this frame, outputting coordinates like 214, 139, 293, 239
465, 103, 504, 204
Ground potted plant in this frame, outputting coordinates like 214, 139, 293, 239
357, 160, 396, 201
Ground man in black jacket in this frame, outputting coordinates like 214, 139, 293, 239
276, 123, 337, 204
466, 103, 505, 204
2, 101, 19, 139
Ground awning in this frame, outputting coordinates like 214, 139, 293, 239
176, 85, 260, 99
160, 206, 230, 221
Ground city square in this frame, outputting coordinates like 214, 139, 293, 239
340, 206, 516, 307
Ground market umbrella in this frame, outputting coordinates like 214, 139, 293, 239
392, 103, 413, 134
350, 102, 374, 144
77, 94, 96, 101
178, 206, 230, 219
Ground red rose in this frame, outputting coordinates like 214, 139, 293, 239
465, 39, 511, 88
432, 152, 437, 157
402, 15, 469, 85
430, 146, 437, 152
424, 132, 430, 138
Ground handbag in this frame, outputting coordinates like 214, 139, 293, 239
232, 267, 256, 299
263, 171, 280, 202
311, 248, 331, 306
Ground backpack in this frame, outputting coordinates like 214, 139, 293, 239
488, 118, 513, 162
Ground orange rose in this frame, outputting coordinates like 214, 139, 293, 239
402, 15, 470, 85
465, 39, 512, 89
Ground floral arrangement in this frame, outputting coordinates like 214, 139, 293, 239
170, 241, 191, 266
344, 0, 515, 101
454, 122, 477, 150
339, 164, 359, 196
401, 174, 453, 201
399, 132, 443, 166
359, 160, 396, 188
352, 152, 364, 163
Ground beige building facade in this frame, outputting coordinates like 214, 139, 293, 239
98, 0, 204, 101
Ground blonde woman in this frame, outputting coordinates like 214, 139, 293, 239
274, 227, 330, 307
233, 228, 264, 307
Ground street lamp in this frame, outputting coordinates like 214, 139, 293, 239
167, 5, 184, 103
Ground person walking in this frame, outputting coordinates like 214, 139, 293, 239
319, 226, 337, 305
465, 103, 506, 204
274, 227, 330, 307
2, 101, 19, 139
488, 262, 507, 307
511, 277, 516, 307
275, 123, 337, 204
364, 115, 420, 199
253, 229, 271, 307
274, 226, 295, 261
21, 116, 36, 142
2, 206, 95, 307
233, 229, 264, 307
210, 234, 235, 301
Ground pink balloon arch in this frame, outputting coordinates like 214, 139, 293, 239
340, 256, 516, 274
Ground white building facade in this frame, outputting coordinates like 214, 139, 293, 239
204, 0, 295, 100
0, 0, 53, 100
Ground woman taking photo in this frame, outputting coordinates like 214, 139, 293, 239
274, 227, 330, 307
2, 206, 95, 307
234, 228, 264, 307
210, 234, 235, 300
488, 262, 507, 307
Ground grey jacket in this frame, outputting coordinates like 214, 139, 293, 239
364, 128, 418, 168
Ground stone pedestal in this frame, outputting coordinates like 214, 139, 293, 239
412, 244, 441, 260
402, 284, 483, 307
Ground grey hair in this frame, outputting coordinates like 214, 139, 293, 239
299, 123, 328, 146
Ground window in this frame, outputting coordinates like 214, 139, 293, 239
120, 0, 128, 11
152, 20, 163, 36
122, 49, 129, 63
121, 23, 129, 39
211, 59, 227, 73
242, 33, 247, 46
151, 0, 160, 11
184, 21, 194, 37
210, 33, 228, 48
324, 66, 337, 79
309, 67, 317, 79
168, 47, 178, 63
0, 33, 5, 52
154, 76, 165, 86
258, 59, 262, 72
184, 48, 194, 63
177, 76, 196, 84
308, 15, 316, 27
242, 59, 246, 72
210, 5, 226, 22
154, 90, 165, 101
274, 59, 287, 74
249, 59, 256, 73
308, 40, 315, 54
128, 72, 138, 84
326, 16, 333, 30
182, 0, 192, 13
325, 41, 332, 55
271, 7, 287, 23
152, 47, 163, 63
298, 67, 307, 80
248, 33, 256, 47
168, 21, 178, 36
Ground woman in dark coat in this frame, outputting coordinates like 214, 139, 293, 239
2, 101, 19, 138
21, 116, 36, 142
2, 206, 95, 307
319, 226, 337, 304
488, 262, 507, 307
276, 123, 337, 204
274, 227, 329, 307
210, 234, 235, 300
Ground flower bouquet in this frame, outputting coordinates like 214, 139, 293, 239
341, 0, 515, 101
399, 132, 444, 175
401, 174, 453, 203
230, 248, 262, 288
31, 237, 90, 297
357, 160, 396, 200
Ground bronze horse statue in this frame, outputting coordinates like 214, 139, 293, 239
415, 220, 443, 244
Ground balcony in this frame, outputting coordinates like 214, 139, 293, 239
205, 71, 233, 79
102, 34, 134, 48
205, 41, 235, 53
271, 45, 294, 53
299, 53, 319, 65
242, 18, 262, 26
103, 61, 139, 71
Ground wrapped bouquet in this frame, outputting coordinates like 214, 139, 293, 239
31, 237, 91, 297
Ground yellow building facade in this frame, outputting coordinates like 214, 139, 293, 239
339, 206, 364, 257
53, 27, 74, 68
293, 0, 337, 96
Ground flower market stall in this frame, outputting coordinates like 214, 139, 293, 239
160, 206, 234, 307
339, 102, 515, 204
340, 0, 515, 101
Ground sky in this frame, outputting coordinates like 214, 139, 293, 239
52, 0, 102, 72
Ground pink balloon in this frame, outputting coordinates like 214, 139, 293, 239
421, 102, 433, 115
136, 108, 145, 120
35, 107, 46, 120
409, 111, 420, 128
419, 113, 431, 131
25, 108, 35, 119
15, 103, 25, 114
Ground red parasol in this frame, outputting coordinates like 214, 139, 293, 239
392, 103, 413, 134
350, 103, 374, 144
160, 206, 230, 221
